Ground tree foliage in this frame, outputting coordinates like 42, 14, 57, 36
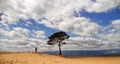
47, 31, 70, 55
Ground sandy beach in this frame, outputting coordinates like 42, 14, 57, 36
0, 52, 120, 64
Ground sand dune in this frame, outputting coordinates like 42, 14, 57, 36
0, 52, 120, 64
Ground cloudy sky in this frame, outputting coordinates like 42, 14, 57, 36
0, 0, 120, 52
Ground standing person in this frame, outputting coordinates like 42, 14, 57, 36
35, 47, 37, 53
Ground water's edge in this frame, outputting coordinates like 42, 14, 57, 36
42, 49, 120, 57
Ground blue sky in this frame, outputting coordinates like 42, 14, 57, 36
80, 7, 120, 26
0, 0, 120, 52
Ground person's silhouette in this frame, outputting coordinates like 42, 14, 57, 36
35, 47, 37, 53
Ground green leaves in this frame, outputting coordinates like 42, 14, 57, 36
47, 31, 69, 45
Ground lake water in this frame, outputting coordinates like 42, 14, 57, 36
42, 49, 120, 57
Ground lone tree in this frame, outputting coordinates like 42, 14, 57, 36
47, 31, 70, 55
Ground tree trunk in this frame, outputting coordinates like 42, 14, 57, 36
58, 41, 62, 55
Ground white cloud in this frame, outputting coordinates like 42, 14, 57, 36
84, 0, 120, 12
0, 0, 60, 23
0, 27, 48, 52
0, 27, 29, 39
0, 0, 120, 51
0, 0, 119, 36
112, 19, 120, 29
62, 37, 102, 50
0, 0, 120, 24
61, 19, 120, 50
97, 20, 120, 49
33, 30, 46, 39
58, 17, 100, 36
